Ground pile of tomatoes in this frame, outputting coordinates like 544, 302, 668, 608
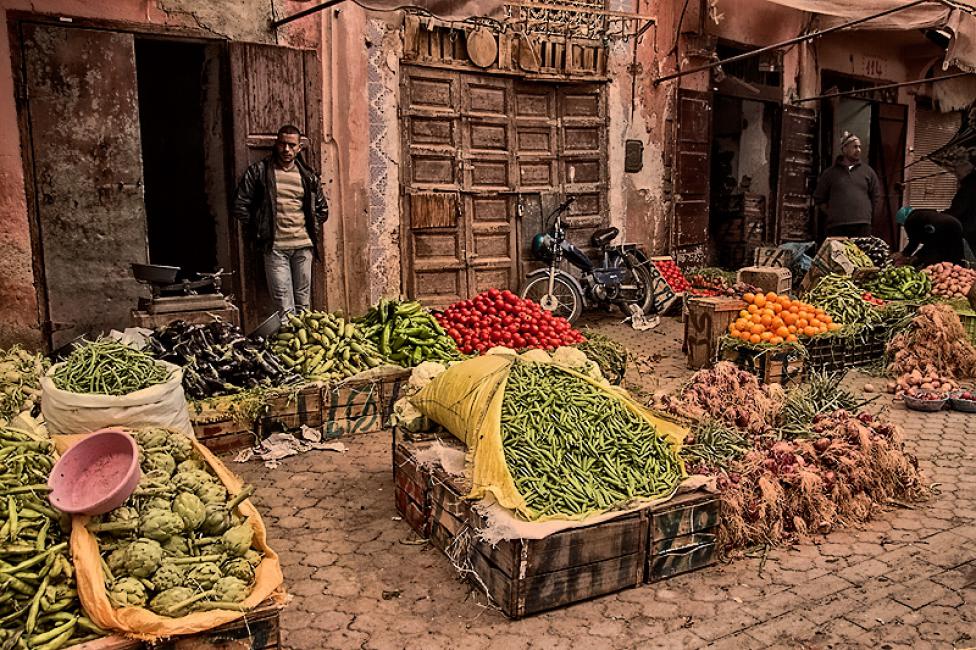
435, 289, 585, 354
653, 259, 691, 293
728, 291, 842, 346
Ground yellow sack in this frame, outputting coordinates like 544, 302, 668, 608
411, 351, 686, 520
54, 432, 284, 642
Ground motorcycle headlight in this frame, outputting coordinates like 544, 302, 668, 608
532, 233, 555, 262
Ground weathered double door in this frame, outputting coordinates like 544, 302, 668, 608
400, 67, 607, 305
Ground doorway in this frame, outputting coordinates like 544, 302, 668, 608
709, 95, 779, 268
818, 72, 907, 245
135, 39, 228, 279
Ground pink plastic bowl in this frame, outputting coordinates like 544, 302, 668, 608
48, 428, 141, 515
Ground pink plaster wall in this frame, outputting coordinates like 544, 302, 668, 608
0, 0, 320, 347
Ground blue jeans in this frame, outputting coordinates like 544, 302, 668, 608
264, 247, 313, 316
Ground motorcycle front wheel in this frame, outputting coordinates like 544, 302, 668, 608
520, 274, 583, 323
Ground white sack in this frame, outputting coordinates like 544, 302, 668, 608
40, 361, 193, 437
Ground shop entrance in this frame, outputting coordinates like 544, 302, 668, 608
709, 96, 780, 268
817, 71, 908, 245
135, 39, 227, 279
14, 15, 321, 348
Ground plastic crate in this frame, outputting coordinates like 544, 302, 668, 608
960, 312, 976, 347
847, 326, 887, 367
804, 335, 847, 374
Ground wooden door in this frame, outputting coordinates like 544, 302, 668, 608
872, 102, 907, 247
400, 69, 466, 304
673, 89, 712, 265
20, 23, 148, 350
228, 42, 323, 330
401, 67, 608, 305
776, 105, 816, 242
461, 75, 518, 295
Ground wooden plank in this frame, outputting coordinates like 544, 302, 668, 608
650, 492, 721, 541
198, 430, 260, 455
395, 486, 429, 537
647, 531, 717, 583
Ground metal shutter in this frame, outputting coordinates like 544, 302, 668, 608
907, 109, 962, 210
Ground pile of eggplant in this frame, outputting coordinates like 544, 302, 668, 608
146, 320, 301, 399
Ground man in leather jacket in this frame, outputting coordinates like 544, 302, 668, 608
232, 125, 328, 318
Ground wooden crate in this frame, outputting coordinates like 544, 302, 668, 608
737, 266, 792, 295
189, 397, 260, 455
426, 465, 647, 619
685, 297, 747, 369
74, 599, 282, 649
393, 440, 432, 537
721, 343, 804, 387
646, 491, 720, 582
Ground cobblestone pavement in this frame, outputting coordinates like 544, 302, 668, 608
232, 315, 976, 649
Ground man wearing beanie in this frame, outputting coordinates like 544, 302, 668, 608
813, 132, 882, 238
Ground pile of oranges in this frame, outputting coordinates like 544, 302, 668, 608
728, 292, 843, 345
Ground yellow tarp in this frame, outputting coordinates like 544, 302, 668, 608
410, 351, 686, 520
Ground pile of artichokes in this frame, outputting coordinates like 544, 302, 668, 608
89, 428, 262, 618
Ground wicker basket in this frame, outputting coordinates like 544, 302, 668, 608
948, 392, 976, 413
903, 393, 948, 412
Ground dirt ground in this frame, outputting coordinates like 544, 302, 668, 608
231, 314, 976, 649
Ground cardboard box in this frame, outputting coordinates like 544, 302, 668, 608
737, 266, 792, 295
801, 238, 879, 292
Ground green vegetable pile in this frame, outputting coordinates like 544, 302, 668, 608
805, 274, 880, 331
357, 299, 462, 366
0, 347, 48, 425
575, 331, 628, 385
0, 421, 107, 649
52, 340, 171, 396
868, 266, 932, 301
843, 240, 874, 268
271, 311, 383, 382
777, 370, 863, 438
89, 428, 262, 618
500, 361, 682, 518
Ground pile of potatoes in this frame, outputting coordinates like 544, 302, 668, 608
886, 369, 960, 396
923, 262, 976, 300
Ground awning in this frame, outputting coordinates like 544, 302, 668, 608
745, 0, 976, 72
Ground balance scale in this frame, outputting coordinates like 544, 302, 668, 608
131, 264, 238, 327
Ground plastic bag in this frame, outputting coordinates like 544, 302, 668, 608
41, 361, 193, 437
54, 433, 284, 642
410, 351, 686, 520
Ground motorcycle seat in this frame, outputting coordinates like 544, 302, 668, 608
590, 227, 619, 247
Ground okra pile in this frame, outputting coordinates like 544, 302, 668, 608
500, 362, 682, 518
271, 311, 384, 381
0, 425, 106, 649
88, 428, 263, 618
357, 299, 462, 366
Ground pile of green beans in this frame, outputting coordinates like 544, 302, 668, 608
0, 425, 107, 648
805, 274, 880, 330
53, 339, 170, 396
500, 361, 682, 518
